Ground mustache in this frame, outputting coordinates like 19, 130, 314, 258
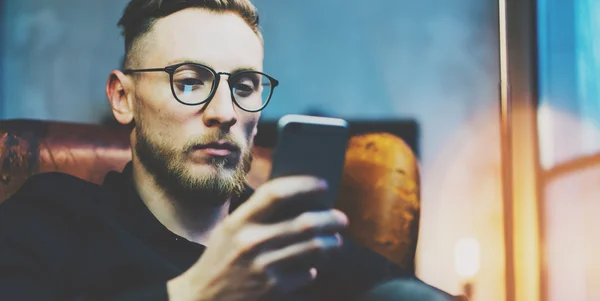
182, 131, 245, 153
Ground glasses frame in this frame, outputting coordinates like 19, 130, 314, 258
123, 62, 279, 112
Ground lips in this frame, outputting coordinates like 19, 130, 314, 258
192, 141, 240, 157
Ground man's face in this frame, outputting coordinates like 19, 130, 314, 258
129, 9, 264, 203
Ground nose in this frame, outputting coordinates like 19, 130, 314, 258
201, 75, 237, 129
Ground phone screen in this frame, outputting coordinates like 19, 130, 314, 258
268, 115, 350, 221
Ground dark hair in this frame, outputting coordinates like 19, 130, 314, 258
118, 0, 261, 67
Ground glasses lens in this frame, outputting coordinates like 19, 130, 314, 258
230, 71, 273, 111
172, 64, 215, 104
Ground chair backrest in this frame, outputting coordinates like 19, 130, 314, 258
0, 119, 420, 273
338, 133, 421, 273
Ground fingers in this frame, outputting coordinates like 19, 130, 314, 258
265, 267, 318, 296
230, 176, 328, 223
268, 210, 348, 247
251, 236, 338, 295
254, 234, 343, 272
289, 209, 348, 235
228, 210, 348, 257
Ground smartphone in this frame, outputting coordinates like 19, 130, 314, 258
268, 114, 350, 221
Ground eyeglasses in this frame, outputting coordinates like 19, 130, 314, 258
123, 62, 279, 112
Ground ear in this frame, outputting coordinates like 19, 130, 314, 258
106, 70, 135, 125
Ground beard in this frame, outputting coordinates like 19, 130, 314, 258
134, 125, 253, 207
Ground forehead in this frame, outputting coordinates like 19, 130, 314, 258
140, 8, 264, 71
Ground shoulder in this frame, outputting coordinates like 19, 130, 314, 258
3, 172, 107, 211
0, 172, 107, 272
10, 171, 102, 199
0, 172, 110, 236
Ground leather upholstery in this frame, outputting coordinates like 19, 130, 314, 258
0, 119, 420, 273
336, 133, 420, 272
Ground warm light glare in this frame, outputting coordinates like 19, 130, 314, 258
538, 103, 555, 170
455, 237, 481, 279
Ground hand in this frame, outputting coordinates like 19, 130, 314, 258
168, 176, 349, 301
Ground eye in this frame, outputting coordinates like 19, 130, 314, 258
234, 82, 254, 92
172, 64, 214, 91
177, 77, 205, 87
231, 73, 260, 95
233, 80, 257, 98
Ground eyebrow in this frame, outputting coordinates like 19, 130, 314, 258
166, 58, 260, 74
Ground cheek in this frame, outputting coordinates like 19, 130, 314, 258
239, 112, 260, 140
135, 86, 191, 143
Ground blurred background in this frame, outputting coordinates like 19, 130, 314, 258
1, 0, 598, 300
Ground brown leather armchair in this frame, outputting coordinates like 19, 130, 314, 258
0, 119, 420, 274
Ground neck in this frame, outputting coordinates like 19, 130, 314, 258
131, 157, 230, 245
